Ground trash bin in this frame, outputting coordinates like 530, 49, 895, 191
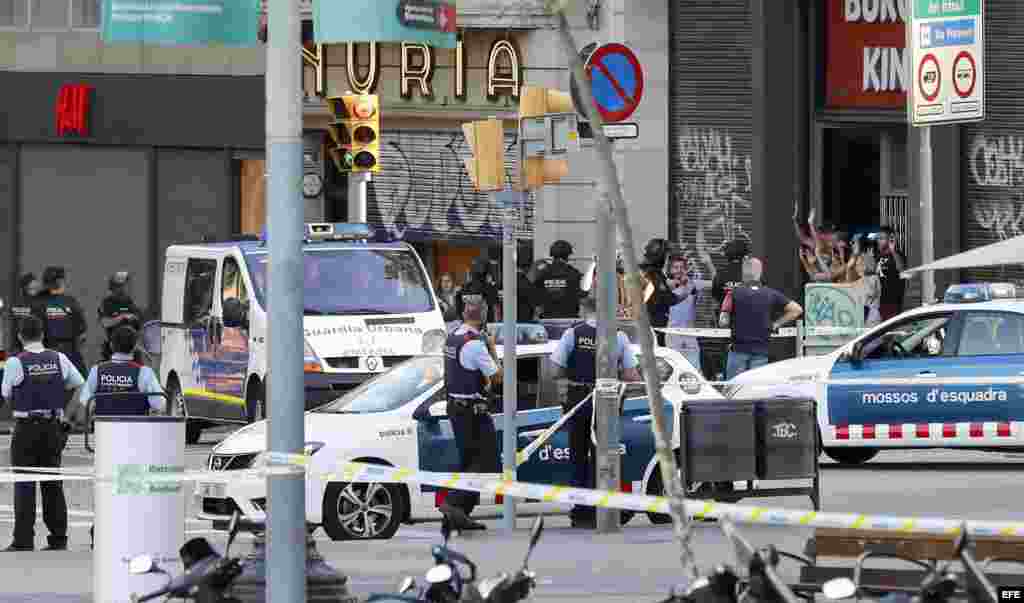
678, 400, 757, 483
755, 397, 818, 480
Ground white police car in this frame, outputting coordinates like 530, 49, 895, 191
197, 326, 720, 540
728, 283, 1024, 464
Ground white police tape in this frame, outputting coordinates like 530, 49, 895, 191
658, 326, 867, 339
515, 390, 594, 466
4, 458, 1024, 538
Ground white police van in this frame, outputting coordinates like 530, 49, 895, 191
159, 223, 446, 444
729, 282, 1024, 464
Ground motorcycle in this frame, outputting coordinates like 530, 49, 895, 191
368, 515, 545, 603
127, 511, 252, 603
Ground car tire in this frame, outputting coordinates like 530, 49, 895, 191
322, 481, 407, 541
246, 380, 265, 424
167, 377, 203, 445
824, 447, 878, 465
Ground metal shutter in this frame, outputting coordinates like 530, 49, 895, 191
367, 129, 532, 243
669, 0, 753, 330
962, 0, 1024, 285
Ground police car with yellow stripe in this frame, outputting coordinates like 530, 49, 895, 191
729, 283, 1024, 464
197, 324, 721, 540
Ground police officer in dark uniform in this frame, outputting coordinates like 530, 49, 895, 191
98, 271, 143, 362
550, 295, 640, 528
515, 243, 543, 323
79, 324, 165, 548
535, 240, 585, 319
439, 296, 503, 532
32, 266, 88, 379
455, 258, 499, 325
1, 316, 84, 551
639, 239, 679, 347
8, 273, 42, 355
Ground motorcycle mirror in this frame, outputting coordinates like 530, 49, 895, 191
398, 576, 416, 594
822, 578, 856, 600
128, 554, 155, 575
523, 515, 544, 568
426, 564, 453, 585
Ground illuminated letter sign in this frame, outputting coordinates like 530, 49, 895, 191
56, 83, 94, 137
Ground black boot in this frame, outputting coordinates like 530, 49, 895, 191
42, 536, 67, 551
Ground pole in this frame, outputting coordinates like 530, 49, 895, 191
348, 172, 369, 222
919, 126, 935, 305
501, 192, 518, 530
549, 3, 698, 584
266, 0, 306, 601
594, 193, 621, 533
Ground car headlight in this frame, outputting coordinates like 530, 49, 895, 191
304, 339, 322, 373
678, 372, 702, 395
422, 329, 446, 354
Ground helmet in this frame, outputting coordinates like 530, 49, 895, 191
42, 266, 65, 288
471, 258, 490, 278
109, 271, 130, 290
550, 240, 573, 260
643, 238, 671, 262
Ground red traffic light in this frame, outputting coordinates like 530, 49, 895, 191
353, 99, 376, 119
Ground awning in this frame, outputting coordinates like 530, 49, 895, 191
902, 234, 1024, 277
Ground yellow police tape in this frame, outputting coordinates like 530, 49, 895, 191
3, 458, 1024, 538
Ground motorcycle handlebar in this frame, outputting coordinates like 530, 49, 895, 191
443, 549, 478, 583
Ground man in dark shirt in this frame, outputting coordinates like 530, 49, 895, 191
726, 258, 803, 380
876, 226, 907, 320
98, 272, 143, 362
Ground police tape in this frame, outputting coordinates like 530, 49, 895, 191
3, 458, 1024, 538
515, 390, 594, 466
657, 326, 866, 339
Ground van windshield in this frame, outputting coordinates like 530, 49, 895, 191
244, 248, 435, 315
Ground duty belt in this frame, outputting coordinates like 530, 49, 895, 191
13, 410, 63, 420
448, 397, 485, 408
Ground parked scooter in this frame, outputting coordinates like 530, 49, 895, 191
127, 511, 252, 603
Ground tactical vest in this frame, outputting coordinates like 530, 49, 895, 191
539, 261, 581, 319
94, 362, 149, 416
42, 296, 74, 343
12, 351, 65, 413
645, 272, 675, 328
567, 322, 598, 384
444, 330, 487, 402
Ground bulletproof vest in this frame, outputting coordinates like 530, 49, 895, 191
102, 294, 141, 335
539, 261, 581, 319
11, 351, 65, 413
444, 330, 487, 401
94, 361, 149, 416
645, 272, 675, 328
9, 299, 33, 353
41, 295, 74, 343
567, 322, 598, 384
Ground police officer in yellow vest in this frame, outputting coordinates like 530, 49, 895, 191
1, 316, 84, 551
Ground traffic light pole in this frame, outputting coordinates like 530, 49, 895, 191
500, 193, 517, 531
265, 0, 306, 600
550, 4, 698, 584
348, 172, 370, 222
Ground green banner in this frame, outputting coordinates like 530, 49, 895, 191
915, 0, 981, 19
113, 464, 185, 496
102, 0, 260, 47
314, 0, 458, 49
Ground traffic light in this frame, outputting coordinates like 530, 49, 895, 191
461, 117, 505, 192
518, 85, 572, 191
326, 93, 380, 173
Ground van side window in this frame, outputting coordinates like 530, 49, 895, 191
184, 259, 217, 325
222, 258, 249, 307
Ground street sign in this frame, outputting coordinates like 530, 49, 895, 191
569, 43, 645, 123
314, 0, 458, 49
102, 0, 259, 46
578, 122, 639, 140
908, 0, 984, 126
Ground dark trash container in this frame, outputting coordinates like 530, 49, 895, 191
754, 397, 818, 480
679, 400, 758, 483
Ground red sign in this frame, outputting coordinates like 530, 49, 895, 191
825, 0, 907, 110
56, 83, 94, 136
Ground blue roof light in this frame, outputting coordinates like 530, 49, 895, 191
943, 282, 1017, 304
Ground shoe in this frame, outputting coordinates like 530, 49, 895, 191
2, 543, 33, 552
439, 503, 486, 531
42, 541, 67, 551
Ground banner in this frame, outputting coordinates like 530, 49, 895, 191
314, 0, 458, 48
102, 0, 260, 47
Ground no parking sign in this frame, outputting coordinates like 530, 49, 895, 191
570, 43, 645, 124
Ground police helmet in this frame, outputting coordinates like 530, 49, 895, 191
42, 266, 66, 288
643, 238, 671, 262
550, 240, 573, 260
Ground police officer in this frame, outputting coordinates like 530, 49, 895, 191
80, 324, 165, 548
439, 296, 503, 532
639, 239, 679, 346
515, 243, 543, 323
455, 258, 499, 325
535, 240, 585, 319
549, 295, 641, 528
1, 316, 84, 551
8, 273, 42, 355
32, 266, 88, 379
98, 271, 143, 362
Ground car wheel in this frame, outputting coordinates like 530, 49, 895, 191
824, 447, 878, 465
246, 380, 265, 424
322, 481, 406, 541
167, 378, 203, 445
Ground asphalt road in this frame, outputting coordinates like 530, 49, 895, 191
1, 428, 1023, 602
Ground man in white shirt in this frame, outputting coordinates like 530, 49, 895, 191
665, 256, 713, 374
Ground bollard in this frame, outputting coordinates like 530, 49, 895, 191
94, 416, 185, 602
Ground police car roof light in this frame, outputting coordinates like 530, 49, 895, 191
304, 223, 375, 242
943, 282, 1017, 304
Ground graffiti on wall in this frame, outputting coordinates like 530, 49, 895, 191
969, 134, 1024, 240
673, 127, 753, 279
368, 131, 531, 241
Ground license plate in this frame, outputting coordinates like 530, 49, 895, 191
198, 482, 226, 498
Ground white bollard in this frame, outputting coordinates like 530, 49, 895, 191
94, 416, 186, 603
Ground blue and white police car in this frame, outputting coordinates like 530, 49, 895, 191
729, 283, 1024, 465
197, 326, 721, 540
